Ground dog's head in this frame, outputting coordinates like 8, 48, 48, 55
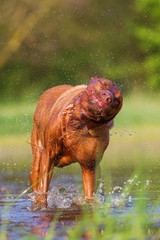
81, 77, 123, 122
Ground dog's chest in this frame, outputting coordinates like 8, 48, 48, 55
63, 123, 109, 163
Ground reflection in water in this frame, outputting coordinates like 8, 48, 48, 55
30, 204, 83, 239
28, 181, 105, 238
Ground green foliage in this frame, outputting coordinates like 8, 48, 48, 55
134, 0, 160, 89
0, 0, 145, 100
1, 0, 160, 98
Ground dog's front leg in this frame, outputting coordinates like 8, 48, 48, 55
81, 166, 95, 199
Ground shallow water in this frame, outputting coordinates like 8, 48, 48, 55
0, 161, 160, 239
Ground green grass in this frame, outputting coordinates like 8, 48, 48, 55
0, 92, 160, 137
115, 91, 160, 126
0, 102, 36, 136
0, 92, 159, 168
0, 93, 160, 137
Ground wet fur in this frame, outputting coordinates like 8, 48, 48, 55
30, 77, 122, 205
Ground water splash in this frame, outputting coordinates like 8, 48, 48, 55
47, 183, 83, 208
28, 176, 152, 210
28, 181, 107, 210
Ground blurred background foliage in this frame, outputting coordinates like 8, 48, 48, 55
0, 0, 159, 101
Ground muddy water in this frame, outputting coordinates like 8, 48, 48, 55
0, 160, 160, 239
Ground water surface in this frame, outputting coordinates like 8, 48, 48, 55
0, 160, 160, 239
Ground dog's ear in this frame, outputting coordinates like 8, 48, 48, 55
90, 76, 100, 82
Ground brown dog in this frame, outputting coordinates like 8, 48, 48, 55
30, 77, 122, 205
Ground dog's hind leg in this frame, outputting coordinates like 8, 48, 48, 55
30, 128, 54, 206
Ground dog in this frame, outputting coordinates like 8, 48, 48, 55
30, 77, 123, 205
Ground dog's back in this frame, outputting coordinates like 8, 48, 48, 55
33, 85, 72, 130
32, 84, 86, 146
